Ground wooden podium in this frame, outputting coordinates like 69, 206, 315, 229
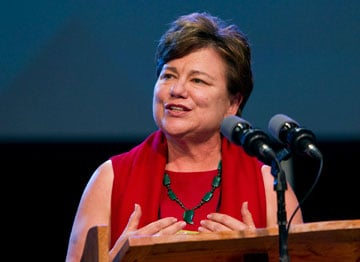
81, 219, 360, 262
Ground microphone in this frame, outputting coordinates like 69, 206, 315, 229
221, 115, 277, 165
268, 114, 323, 159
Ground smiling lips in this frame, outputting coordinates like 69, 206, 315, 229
165, 104, 191, 112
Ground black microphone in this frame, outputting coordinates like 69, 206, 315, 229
268, 114, 323, 159
221, 115, 277, 165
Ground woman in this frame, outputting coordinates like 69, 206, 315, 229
66, 12, 303, 261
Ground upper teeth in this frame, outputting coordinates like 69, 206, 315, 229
171, 106, 184, 111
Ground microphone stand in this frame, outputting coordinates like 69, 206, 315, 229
271, 148, 291, 262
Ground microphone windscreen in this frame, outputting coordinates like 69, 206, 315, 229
220, 115, 251, 143
268, 114, 299, 142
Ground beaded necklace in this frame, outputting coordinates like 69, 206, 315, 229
162, 160, 222, 224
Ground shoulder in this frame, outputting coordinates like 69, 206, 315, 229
96, 159, 114, 179
261, 165, 273, 183
83, 160, 114, 200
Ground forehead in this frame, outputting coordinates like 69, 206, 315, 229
164, 48, 226, 76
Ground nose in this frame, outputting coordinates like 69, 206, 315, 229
170, 79, 187, 98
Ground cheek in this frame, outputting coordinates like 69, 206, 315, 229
153, 81, 168, 100
204, 92, 229, 108
152, 84, 164, 120
212, 95, 233, 117
192, 90, 211, 106
152, 83, 163, 105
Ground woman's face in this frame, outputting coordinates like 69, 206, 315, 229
153, 47, 240, 140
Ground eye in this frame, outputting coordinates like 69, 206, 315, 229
191, 78, 207, 85
160, 73, 175, 80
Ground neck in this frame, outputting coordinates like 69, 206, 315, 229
165, 134, 222, 172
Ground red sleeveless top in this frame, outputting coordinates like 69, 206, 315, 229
110, 130, 266, 248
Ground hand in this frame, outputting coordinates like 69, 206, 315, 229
198, 201, 256, 232
109, 204, 186, 260
130, 204, 187, 235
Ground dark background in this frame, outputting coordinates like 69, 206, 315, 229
1, 1, 359, 261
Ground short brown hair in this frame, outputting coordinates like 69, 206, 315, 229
155, 12, 253, 115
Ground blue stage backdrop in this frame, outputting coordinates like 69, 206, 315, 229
1, 1, 359, 142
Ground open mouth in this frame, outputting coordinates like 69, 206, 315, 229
166, 104, 190, 111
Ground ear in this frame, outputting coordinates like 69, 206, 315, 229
226, 94, 243, 115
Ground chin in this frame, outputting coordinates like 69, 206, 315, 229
162, 125, 188, 137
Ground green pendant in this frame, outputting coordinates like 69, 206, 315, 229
212, 175, 221, 187
163, 160, 222, 226
168, 189, 177, 200
163, 173, 171, 186
203, 192, 213, 202
183, 210, 194, 224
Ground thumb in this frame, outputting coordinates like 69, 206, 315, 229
241, 201, 256, 229
124, 203, 142, 232
109, 204, 142, 260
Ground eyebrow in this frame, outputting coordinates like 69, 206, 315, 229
163, 65, 216, 80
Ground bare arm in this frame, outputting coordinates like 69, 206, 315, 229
65, 160, 187, 262
262, 165, 304, 227
65, 160, 114, 262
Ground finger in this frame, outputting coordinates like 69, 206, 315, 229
155, 221, 187, 235
138, 217, 180, 235
241, 202, 256, 229
199, 218, 231, 232
206, 213, 245, 230
198, 226, 211, 233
